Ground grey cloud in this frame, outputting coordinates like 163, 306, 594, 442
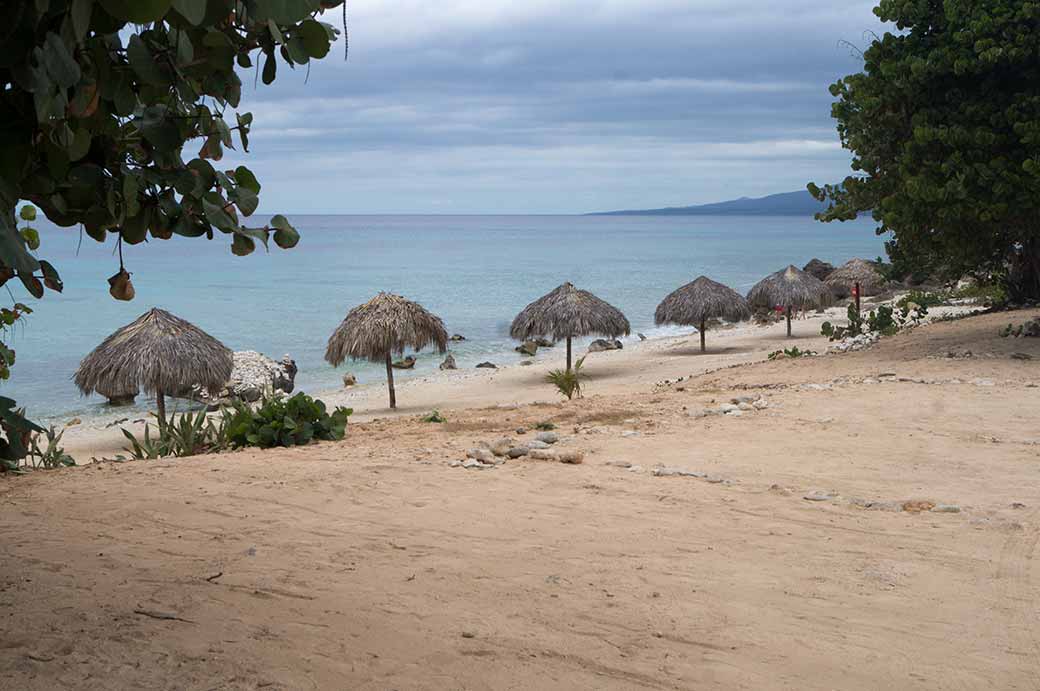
224, 0, 883, 213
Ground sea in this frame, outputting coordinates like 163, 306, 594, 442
8, 214, 885, 425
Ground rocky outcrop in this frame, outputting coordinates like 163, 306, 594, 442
476, 361, 497, 369
516, 341, 538, 356
194, 351, 297, 405
440, 354, 457, 370
588, 339, 623, 353
449, 334, 466, 341
391, 356, 416, 369
342, 373, 357, 387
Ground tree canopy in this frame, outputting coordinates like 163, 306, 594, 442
0, 0, 344, 466
809, 0, 1040, 298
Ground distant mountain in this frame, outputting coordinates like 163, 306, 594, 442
590, 190, 825, 216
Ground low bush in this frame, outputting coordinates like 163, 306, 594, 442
122, 393, 351, 459
768, 347, 816, 360
421, 410, 446, 423
222, 392, 351, 449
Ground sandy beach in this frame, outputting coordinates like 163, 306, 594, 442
3, 305, 1040, 689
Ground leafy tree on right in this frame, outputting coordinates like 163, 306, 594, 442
810, 0, 1040, 300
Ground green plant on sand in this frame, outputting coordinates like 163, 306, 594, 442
546, 356, 587, 400
421, 410, 447, 423
222, 393, 351, 449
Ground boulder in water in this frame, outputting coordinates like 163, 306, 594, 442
449, 334, 467, 341
440, 354, 457, 370
342, 373, 357, 387
476, 361, 497, 369
588, 338, 623, 353
392, 355, 416, 369
516, 341, 538, 356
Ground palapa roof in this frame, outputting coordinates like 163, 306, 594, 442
325, 292, 448, 365
510, 282, 630, 342
802, 258, 835, 281
75, 308, 233, 398
747, 265, 833, 310
655, 276, 751, 326
825, 258, 887, 297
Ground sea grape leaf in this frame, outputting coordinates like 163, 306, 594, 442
270, 214, 299, 248
171, 0, 206, 25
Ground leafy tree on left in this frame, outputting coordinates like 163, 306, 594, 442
0, 0, 345, 468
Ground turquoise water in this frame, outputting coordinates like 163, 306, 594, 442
8, 215, 884, 423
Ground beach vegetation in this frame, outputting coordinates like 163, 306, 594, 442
27, 426, 76, 470
546, 356, 587, 400
421, 410, 447, 423
222, 393, 351, 449
767, 347, 817, 360
534, 421, 557, 431
810, 1, 1040, 301
0, 0, 345, 465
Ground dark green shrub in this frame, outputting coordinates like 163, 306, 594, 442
420, 410, 446, 423
223, 393, 351, 449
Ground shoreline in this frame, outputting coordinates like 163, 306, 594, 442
57, 295, 984, 462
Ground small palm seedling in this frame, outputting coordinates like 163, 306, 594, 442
546, 355, 587, 400
421, 410, 447, 423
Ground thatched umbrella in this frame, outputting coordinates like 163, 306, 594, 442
510, 282, 630, 371
655, 276, 751, 352
825, 258, 886, 298
747, 265, 832, 338
325, 292, 447, 409
75, 308, 233, 420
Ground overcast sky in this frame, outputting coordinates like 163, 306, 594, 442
228, 0, 884, 214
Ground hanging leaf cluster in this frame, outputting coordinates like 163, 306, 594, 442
0, 0, 346, 297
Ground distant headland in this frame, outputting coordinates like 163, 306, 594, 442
589, 190, 825, 216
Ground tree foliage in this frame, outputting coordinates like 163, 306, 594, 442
0, 0, 346, 298
0, 0, 344, 467
809, 0, 1040, 298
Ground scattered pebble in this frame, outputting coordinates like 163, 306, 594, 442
902, 500, 936, 513
535, 431, 559, 444
621, 430, 641, 438
804, 491, 837, 502
931, 504, 961, 514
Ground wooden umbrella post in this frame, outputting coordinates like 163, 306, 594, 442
699, 319, 706, 352
156, 392, 166, 428
385, 353, 397, 409
786, 306, 793, 338
854, 281, 861, 314
566, 336, 573, 372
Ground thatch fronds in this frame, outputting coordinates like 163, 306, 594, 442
747, 265, 833, 310
510, 282, 631, 342
325, 292, 448, 366
802, 258, 835, 280
825, 258, 887, 298
655, 276, 751, 327
75, 308, 233, 398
